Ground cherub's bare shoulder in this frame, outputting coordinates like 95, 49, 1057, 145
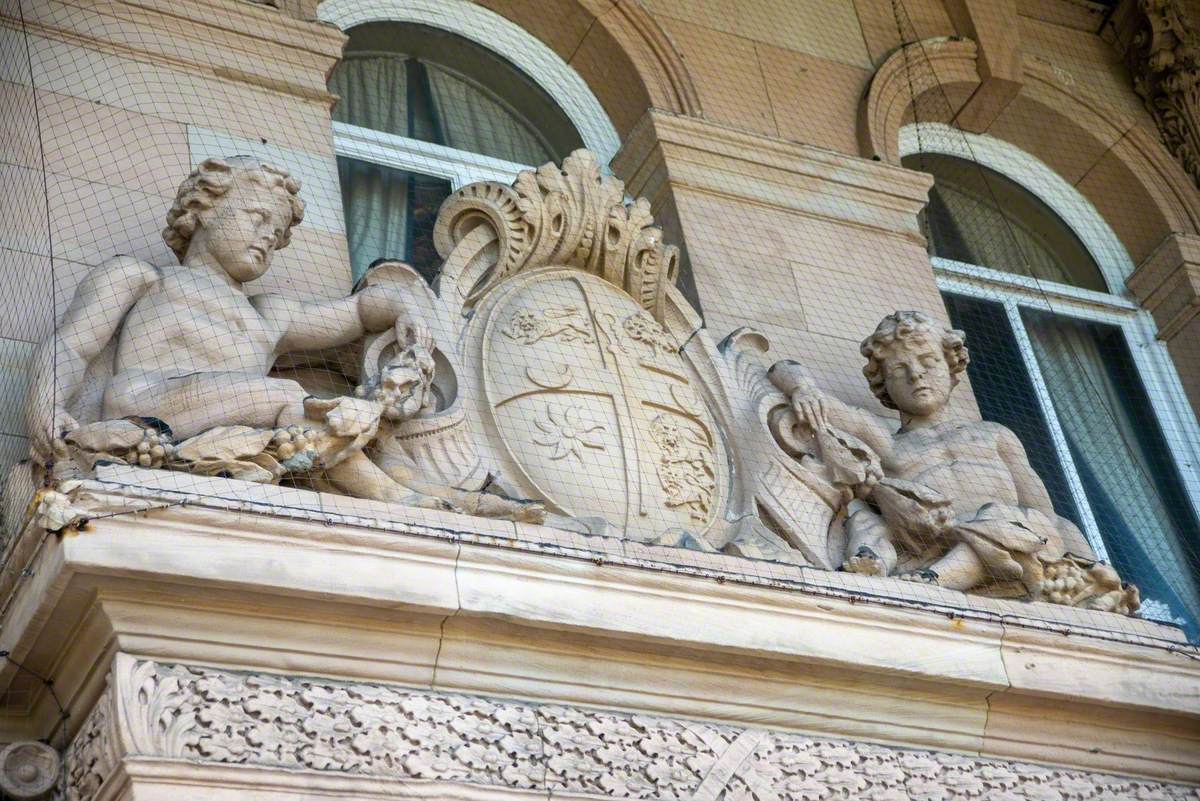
974, 419, 1025, 449
94, 254, 162, 282
249, 291, 301, 322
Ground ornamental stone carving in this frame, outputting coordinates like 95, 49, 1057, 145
5, 151, 1147, 620
768, 311, 1140, 613
1119, 0, 1200, 187
17, 155, 542, 530
63, 656, 1200, 801
0, 741, 60, 799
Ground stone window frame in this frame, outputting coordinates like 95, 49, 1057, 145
317, 0, 621, 193
900, 121, 1200, 568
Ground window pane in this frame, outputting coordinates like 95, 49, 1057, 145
942, 293, 1083, 527
329, 54, 409, 138
338, 156, 452, 285
1021, 308, 1200, 633
905, 153, 1108, 292
332, 23, 583, 163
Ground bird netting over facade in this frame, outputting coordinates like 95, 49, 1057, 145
1, 0, 1198, 712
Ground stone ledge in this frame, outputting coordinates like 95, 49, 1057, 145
1130, 233, 1200, 341
2, 0, 346, 104
613, 110, 934, 243
0, 469, 1196, 782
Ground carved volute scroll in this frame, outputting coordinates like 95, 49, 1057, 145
1120, 0, 1200, 186
432, 150, 680, 321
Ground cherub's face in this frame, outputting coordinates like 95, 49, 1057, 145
200, 175, 290, 283
880, 333, 953, 417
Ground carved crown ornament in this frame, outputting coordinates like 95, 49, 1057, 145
5, 150, 1142, 621
1120, 0, 1200, 185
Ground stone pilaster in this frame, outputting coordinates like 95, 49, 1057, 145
1129, 232, 1200, 410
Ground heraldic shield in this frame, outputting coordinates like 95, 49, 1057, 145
477, 268, 722, 539
355, 151, 845, 558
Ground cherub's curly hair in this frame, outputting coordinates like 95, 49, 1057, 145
861, 311, 969, 409
163, 156, 305, 260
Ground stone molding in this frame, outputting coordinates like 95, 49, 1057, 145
62, 655, 1200, 801
613, 110, 935, 243
1115, 0, 1200, 190
592, 0, 704, 121
1130, 232, 1200, 340
3, 0, 346, 104
3, 471, 1198, 785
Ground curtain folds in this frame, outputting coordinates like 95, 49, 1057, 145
425, 64, 553, 165
338, 156, 409, 283
329, 55, 409, 136
1023, 311, 1200, 628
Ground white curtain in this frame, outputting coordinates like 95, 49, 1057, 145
936, 182, 1077, 286
425, 64, 553, 165
329, 54, 409, 136
1024, 312, 1200, 625
338, 157, 409, 283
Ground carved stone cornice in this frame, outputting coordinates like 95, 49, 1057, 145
61, 656, 1200, 801
1117, 0, 1200, 187
2, 471, 1198, 785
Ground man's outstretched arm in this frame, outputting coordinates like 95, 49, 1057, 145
24, 256, 160, 459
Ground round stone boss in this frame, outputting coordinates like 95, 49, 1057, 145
0, 740, 61, 799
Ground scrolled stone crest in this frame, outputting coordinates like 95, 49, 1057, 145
433, 150, 679, 320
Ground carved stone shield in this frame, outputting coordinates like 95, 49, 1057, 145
473, 268, 726, 541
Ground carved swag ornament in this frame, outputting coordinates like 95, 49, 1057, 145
61, 656, 1200, 801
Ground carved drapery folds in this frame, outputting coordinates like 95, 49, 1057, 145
1122, 0, 1200, 185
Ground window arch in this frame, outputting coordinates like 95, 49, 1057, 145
318, 0, 620, 282
901, 123, 1200, 632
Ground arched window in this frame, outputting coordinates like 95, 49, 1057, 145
320, 2, 619, 283
902, 125, 1200, 632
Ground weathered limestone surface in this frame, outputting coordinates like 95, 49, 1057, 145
769, 313, 1138, 612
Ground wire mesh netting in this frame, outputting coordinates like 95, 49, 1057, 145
1, 0, 1199, 784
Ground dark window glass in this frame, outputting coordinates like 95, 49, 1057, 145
1020, 309, 1200, 633
942, 292, 1082, 527
337, 156, 452, 284
904, 153, 1109, 292
330, 23, 583, 163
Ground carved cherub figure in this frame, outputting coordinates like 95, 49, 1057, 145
769, 311, 1132, 607
25, 156, 437, 505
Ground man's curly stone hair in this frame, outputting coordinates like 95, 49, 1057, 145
163, 156, 305, 260
861, 310, 970, 410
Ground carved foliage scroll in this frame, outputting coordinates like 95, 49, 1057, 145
1124, 0, 1200, 186
65, 658, 1200, 801
432, 150, 680, 320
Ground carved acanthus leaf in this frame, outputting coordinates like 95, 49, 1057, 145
433, 150, 679, 320
1124, 0, 1200, 186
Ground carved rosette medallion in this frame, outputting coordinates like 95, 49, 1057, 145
477, 269, 724, 537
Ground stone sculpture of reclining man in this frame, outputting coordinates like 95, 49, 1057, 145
768, 311, 1138, 612
24, 155, 540, 522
